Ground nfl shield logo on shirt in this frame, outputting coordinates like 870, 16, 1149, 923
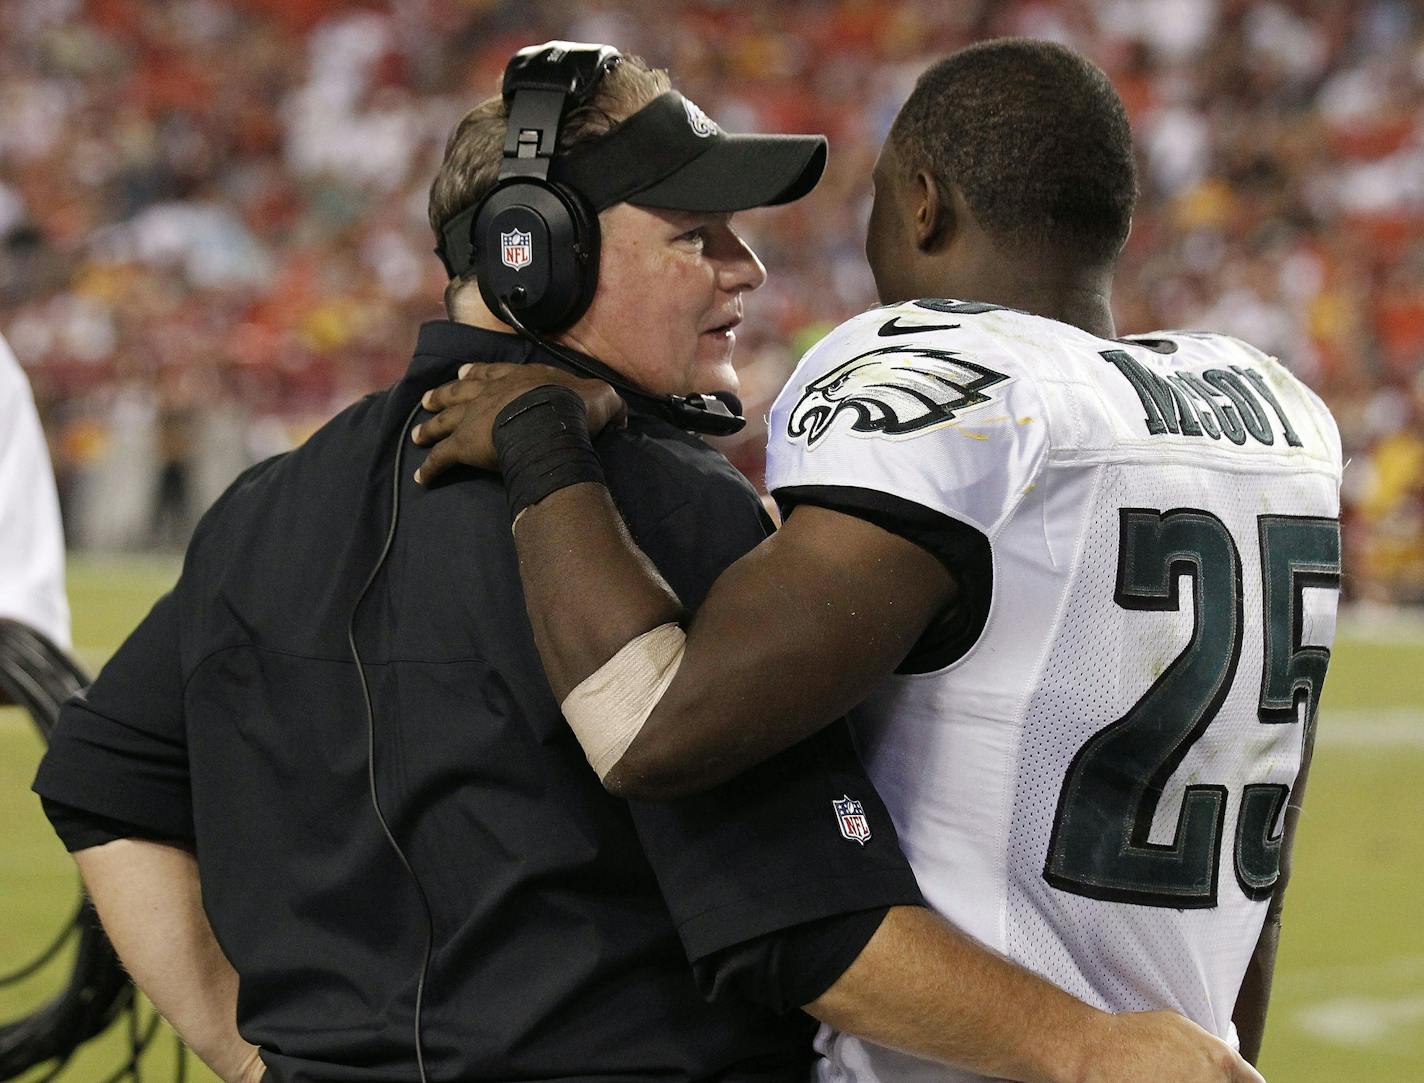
500, 229, 532, 270
833, 795, 871, 845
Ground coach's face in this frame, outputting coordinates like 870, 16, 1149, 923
562, 203, 767, 397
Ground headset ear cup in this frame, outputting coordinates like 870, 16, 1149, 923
472, 180, 548, 325
471, 179, 600, 333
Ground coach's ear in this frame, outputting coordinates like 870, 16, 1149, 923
911, 170, 954, 253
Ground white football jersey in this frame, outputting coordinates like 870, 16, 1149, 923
765, 301, 1342, 1083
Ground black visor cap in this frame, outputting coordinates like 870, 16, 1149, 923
554, 92, 828, 214
631, 132, 827, 212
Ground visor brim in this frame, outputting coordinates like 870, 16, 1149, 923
628, 134, 828, 213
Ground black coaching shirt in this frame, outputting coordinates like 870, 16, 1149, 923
34, 322, 922, 1083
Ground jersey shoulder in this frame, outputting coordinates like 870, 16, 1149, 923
1106, 329, 1342, 471
782, 299, 1067, 376
769, 300, 1057, 452
766, 302, 1058, 537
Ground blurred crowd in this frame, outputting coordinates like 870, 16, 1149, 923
2, 0, 1422, 602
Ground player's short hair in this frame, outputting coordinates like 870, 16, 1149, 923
428, 55, 670, 303
890, 38, 1137, 266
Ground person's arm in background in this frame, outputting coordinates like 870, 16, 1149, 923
707, 902, 1263, 1083
1231, 721, 1315, 1064
808, 905, 1259, 1083
34, 589, 260, 1079
0, 332, 72, 677
73, 838, 264, 1083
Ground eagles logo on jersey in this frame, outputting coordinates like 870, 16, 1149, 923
786, 345, 1010, 449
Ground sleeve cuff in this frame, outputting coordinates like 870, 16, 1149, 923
778, 905, 894, 1008
33, 753, 194, 842
692, 905, 900, 1014
39, 795, 189, 852
679, 866, 923, 964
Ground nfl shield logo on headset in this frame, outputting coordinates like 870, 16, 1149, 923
833, 795, 871, 845
501, 229, 532, 270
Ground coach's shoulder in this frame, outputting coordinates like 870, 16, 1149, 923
598, 413, 761, 517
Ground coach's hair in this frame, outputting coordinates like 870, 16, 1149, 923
890, 38, 1137, 265
428, 55, 671, 305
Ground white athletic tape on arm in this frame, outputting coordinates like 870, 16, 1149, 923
560, 623, 687, 779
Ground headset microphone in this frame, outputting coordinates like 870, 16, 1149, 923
497, 295, 747, 437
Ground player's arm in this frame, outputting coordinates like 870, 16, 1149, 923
73, 838, 264, 1083
413, 368, 952, 796
523, 480, 946, 795
1231, 720, 1316, 1063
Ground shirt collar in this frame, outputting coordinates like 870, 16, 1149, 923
407, 320, 660, 423
409, 320, 621, 385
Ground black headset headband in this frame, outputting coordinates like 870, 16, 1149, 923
435, 42, 620, 278
497, 42, 622, 180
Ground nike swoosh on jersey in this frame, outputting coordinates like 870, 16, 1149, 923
877, 316, 961, 337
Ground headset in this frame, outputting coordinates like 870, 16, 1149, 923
439, 41, 615, 333
436, 40, 746, 437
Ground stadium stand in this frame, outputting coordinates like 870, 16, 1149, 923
0, 0, 1420, 600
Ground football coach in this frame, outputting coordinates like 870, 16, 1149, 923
35, 42, 1237, 1083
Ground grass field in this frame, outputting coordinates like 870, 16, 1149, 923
2, 554, 1422, 1082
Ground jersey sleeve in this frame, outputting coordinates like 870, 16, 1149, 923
32, 588, 194, 841
0, 335, 70, 648
1276, 360, 1343, 480
766, 310, 1051, 540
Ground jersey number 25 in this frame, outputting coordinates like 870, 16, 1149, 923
1043, 508, 1341, 909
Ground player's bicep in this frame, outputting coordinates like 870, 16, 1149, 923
613, 505, 953, 796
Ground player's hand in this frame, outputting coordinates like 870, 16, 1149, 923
1077, 1010, 1265, 1083
411, 362, 626, 484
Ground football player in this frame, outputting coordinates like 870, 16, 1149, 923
414, 38, 1339, 1081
